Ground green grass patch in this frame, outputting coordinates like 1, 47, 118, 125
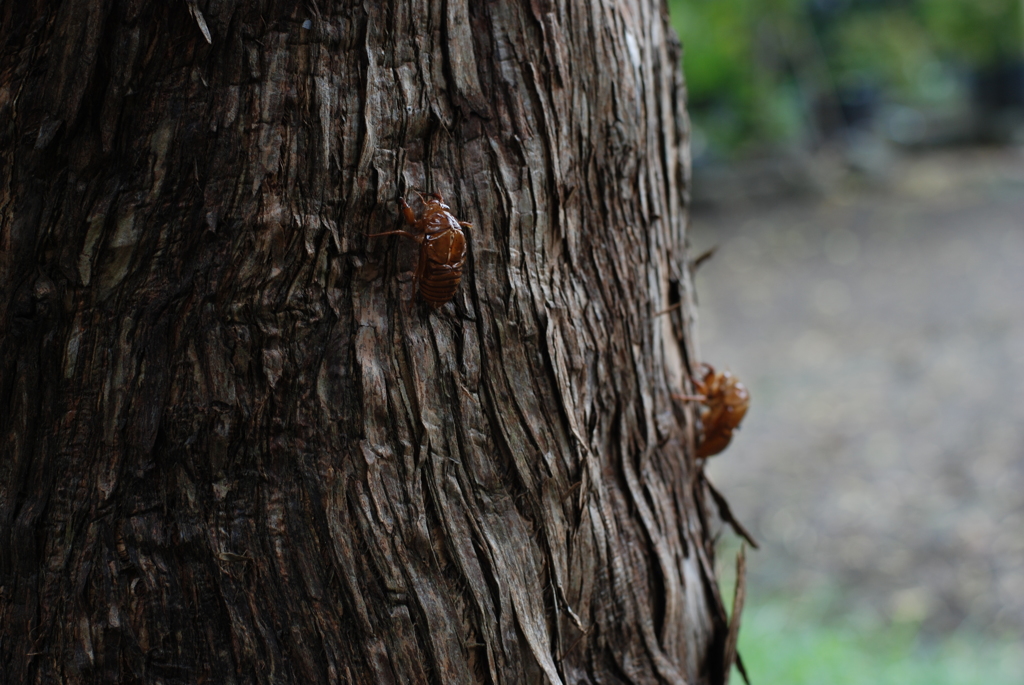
732, 597, 1024, 684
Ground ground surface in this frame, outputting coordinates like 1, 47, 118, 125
692, 147, 1024, 636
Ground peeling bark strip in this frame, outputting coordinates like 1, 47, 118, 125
1, 1, 736, 683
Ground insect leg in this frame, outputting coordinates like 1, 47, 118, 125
687, 362, 713, 396
398, 198, 418, 226
366, 229, 421, 241
410, 189, 432, 205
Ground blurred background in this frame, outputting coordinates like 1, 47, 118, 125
667, 0, 1024, 681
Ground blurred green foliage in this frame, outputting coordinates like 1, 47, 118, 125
735, 598, 1024, 684
668, 0, 809, 151
668, 0, 1024, 153
832, 10, 936, 90
714, 550, 1024, 685
921, 0, 1024, 65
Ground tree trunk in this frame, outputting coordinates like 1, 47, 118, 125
0, 1, 735, 683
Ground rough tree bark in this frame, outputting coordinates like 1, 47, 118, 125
0, 1, 740, 683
